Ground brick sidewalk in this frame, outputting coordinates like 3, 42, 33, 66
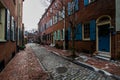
0, 46, 48, 80
44, 45, 120, 77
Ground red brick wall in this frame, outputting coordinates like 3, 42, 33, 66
0, 42, 16, 65
116, 32, 120, 59
39, 0, 115, 55
0, 0, 23, 66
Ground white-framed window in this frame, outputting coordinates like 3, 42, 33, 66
52, 16, 55, 24
50, 19, 52, 26
83, 23, 90, 40
62, 8, 65, 19
89, 0, 96, 3
54, 2, 58, 8
58, 11, 62, 21
55, 14, 58, 24
47, 12, 49, 17
50, 8, 53, 13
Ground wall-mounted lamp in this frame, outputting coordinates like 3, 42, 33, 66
109, 26, 116, 35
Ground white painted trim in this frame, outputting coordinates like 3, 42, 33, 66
96, 23, 111, 57
96, 15, 111, 57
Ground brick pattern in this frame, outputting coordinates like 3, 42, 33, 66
38, 0, 120, 59
116, 32, 120, 59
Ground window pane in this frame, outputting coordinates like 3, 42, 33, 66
84, 23, 90, 39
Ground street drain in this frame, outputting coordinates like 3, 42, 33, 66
56, 66, 68, 74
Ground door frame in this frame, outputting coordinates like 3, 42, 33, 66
96, 15, 111, 57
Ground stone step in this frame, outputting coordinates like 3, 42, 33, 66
95, 55, 110, 61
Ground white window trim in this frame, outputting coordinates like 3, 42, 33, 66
89, 0, 96, 3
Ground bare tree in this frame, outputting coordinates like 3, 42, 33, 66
41, 0, 78, 58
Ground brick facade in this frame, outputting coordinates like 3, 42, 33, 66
0, 0, 24, 71
38, 0, 120, 59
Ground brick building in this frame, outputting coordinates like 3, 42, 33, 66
38, 0, 120, 60
0, 0, 24, 71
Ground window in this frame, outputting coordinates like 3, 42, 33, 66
84, 0, 96, 6
54, 2, 58, 8
68, 2, 71, 15
49, 19, 52, 27
59, 11, 62, 21
83, 23, 90, 40
89, 0, 96, 3
50, 8, 53, 13
62, 9, 65, 18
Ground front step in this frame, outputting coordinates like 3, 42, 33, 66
95, 52, 111, 61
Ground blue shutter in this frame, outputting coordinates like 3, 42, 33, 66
84, 0, 89, 6
90, 20, 96, 40
68, 2, 71, 15
75, 0, 79, 11
76, 23, 82, 40
68, 27, 71, 40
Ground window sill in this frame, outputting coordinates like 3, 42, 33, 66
0, 40, 7, 43
83, 38, 90, 41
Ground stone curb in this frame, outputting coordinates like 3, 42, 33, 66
48, 50, 120, 80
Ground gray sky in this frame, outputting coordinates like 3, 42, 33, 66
23, 0, 49, 31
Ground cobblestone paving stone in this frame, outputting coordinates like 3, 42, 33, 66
30, 44, 116, 80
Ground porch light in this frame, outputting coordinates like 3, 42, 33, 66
109, 26, 116, 34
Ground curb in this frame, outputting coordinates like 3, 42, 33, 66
48, 50, 120, 80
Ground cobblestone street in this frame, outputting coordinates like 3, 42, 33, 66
30, 43, 116, 80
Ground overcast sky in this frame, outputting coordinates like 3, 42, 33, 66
23, 0, 49, 31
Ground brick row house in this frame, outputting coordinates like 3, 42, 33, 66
38, 0, 120, 60
0, 0, 24, 71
